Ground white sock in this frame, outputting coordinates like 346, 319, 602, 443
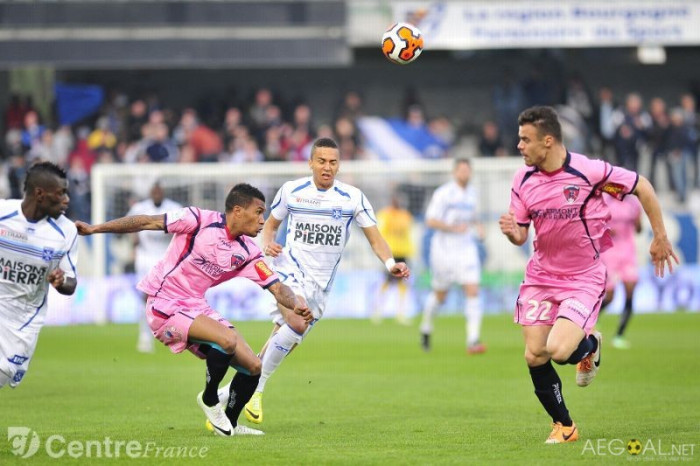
465, 298, 482, 346
256, 325, 302, 393
420, 292, 440, 335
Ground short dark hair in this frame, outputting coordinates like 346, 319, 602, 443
24, 161, 67, 194
517, 106, 562, 142
310, 137, 339, 158
225, 183, 265, 211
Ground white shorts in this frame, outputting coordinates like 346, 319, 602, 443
269, 254, 328, 327
430, 242, 481, 290
0, 324, 40, 388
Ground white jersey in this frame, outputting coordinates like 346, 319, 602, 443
0, 199, 78, 332
270, 176, 377, 291
126, 197, 181, 275
426, 181, 480, 256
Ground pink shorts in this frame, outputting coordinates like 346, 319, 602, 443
145, 297, 233, 359
514, 263, 606, 336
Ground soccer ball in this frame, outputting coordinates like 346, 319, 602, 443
381, 22, 424, 65
627, 439, 643, 455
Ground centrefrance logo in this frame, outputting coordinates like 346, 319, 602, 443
7, 427, 209, 459
581, 438, 695, 460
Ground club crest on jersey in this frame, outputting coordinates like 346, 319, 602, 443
563, 185, 580, 204
331, 206, 342, 220
41, 248, 54, 262
230, 253, 245, 268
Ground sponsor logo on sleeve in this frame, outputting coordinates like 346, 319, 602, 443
601, 182, 625, 198
254, 261, 274, 280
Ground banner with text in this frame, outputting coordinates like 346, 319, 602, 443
391, 1, 700, 49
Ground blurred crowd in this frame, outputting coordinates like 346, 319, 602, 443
2, 76, 699, 223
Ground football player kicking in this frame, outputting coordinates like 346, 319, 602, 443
209, 137, 410, 427
499, 106, 677, 444
76, 183, 310, 437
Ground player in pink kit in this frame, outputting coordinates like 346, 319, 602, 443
600, 194, 642, 349
499, 106, 678, 444
76, 184, 310, 438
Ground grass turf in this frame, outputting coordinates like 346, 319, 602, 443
1, 312, 698, 465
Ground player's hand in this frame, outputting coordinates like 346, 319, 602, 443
293, 295, 313, 322
450, 224, 468, 234
47, 269, 65, 289
75, 221, 95, 236
499, 211, 523, 243
390, 262, 410, 279
649, 235, 679, 278
263, 242, 283, 258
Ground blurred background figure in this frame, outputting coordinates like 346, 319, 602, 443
126, 181, 182, 353
599, 194, 643, 349
373, 191, 415, 325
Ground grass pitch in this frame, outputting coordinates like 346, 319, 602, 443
1, 312, 698, 465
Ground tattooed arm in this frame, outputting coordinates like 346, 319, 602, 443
75, 215, 165, 236
268, 281, 312, 322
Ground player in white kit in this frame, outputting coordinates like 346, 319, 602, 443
0, 162, 79, 389
126, 182, 182, 352
420, 158, 486, 354
216, 138, 410, 424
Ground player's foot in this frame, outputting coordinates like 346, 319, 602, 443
205, 420, 265, 436
244, 391, 263, 424
234, 424, 265, 436
576, 330, 602, 387
197, 392, 233, 437
421, 333, 431, 352
612, 336, 630, 350
216, 385, 229, 406
467, 342, 487, 355
545, 422, 579, 444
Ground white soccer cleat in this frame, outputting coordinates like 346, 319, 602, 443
217, 386, 229, 407
576, 330, 602, 387
233, 424, 265, 436
197, 392, 233, 437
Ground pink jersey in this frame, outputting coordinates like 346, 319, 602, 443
510, 152, 638, 276
137, 207, 278, 310
601, 194, 642, 286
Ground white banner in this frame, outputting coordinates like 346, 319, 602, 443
390, 1, 700, 49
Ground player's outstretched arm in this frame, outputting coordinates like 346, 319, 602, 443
261, 215, 284, 257
75, 215, 165, 236
361, 225, 410, 278
499, 211, 528, 246
268, 282, 312, 322
633, 176, 679, 277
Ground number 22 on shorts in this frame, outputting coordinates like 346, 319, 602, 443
525, 300, 552, 321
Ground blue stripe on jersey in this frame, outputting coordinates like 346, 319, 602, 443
333, 186, 351, 199
0, 210, 19, 221
519, 168, 538, 189
236, 236, 250, 254
288, 207, 353, 218
47, 218, 65, 238
360, 194, 376, 224
19, 292, 48, 331
270, 191, 283, 211
288, 248, 305, 278
0, 237, 65, 260
65, 235, 78, 276
291, 181, 312, 194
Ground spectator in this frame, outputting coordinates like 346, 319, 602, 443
595, 87, 618, 163
648, 97, 671, 188
667, 108, 693, 204
478, 120, 507, 157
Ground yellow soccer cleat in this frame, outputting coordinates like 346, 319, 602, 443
244, 391, 263, 424
545, 422, 579, 444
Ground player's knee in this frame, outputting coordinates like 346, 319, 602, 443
524, 347, 548, 366
546, 344, 571, 365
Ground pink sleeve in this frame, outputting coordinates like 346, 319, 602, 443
238, 256, 279, 288
599, 164, 639, 201
165, 207, 201, 234
509, 171, 530, 226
